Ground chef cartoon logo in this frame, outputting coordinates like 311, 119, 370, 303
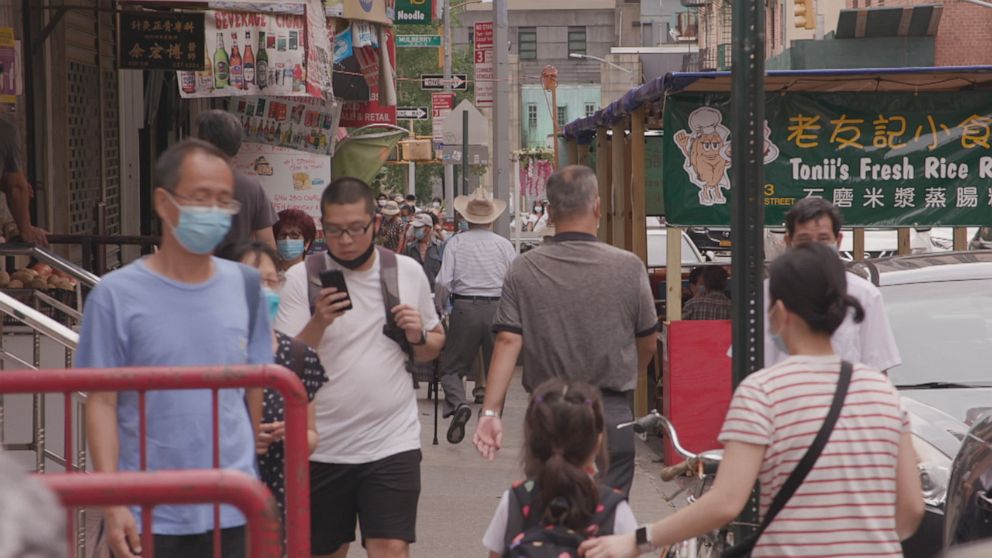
673, 106, 780, 207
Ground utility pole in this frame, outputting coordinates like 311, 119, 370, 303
443, 0, 455, 220
492, 0, 511, 237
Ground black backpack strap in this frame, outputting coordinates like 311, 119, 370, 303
724, 360, 854, 557
377, 247, 401, 320
503, 481, 536, 551
588, 485, 626, 536
239, 264, 261, 335
305, 254, 328, 315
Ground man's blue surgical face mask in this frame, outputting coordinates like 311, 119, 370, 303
413, 228, 426, 241
769, 304, 790, 355
263, 287, 281, 323
166, 192, 232, 255
277, 238, 305, 261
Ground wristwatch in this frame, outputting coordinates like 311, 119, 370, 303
411, 327, 428, 346
635, 525, 657, 554
480, 409, 500, 419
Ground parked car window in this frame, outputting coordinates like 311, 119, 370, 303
883, 279, 992, 386
647, 231, 703, 267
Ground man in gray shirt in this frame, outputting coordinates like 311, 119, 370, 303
194, 110, 278, 256
0, 116, 48, 246
473, 165, 659, 495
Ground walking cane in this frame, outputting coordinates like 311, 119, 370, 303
432, 357, 440, 446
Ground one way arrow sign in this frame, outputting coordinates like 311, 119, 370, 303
397, 107, 429, 120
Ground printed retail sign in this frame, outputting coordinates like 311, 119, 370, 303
232, 142, 329, 230
473, 21, 493, 107
120, 12, 205, 72
395, 0, 433, 25
228, 95, 341, 155
664, 92, 992, 226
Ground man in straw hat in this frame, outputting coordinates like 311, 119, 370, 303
473, 165, 660, 496
435, 187, 516, 444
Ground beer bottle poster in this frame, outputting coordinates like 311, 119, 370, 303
179, 10, 317, 99
228, 95, 341, 155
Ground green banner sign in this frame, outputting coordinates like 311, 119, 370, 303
397, 34, 441, 48
663, 92, 992, 226
395, 0, 433, 25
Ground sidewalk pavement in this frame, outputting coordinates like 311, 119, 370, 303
348, 369, 683, 557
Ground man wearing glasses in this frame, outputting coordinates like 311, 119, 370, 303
78, 139, 273, 558
275, 177, 444, 558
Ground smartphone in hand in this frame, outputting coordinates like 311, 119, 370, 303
319, 269, 353, 311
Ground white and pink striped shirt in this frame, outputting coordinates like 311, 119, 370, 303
719, 354, 910, 558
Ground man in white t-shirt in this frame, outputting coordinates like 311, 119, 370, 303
765, 197, 901, 371
275, 177, 444, 558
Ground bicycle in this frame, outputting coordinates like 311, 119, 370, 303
618, 410, 752, 558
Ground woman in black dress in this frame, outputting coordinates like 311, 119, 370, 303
232, 242, 327, 516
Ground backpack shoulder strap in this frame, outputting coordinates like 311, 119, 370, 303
377, 247, 401, 319
239, 264, 261, 335
589, 485, 627, 536
305, 254, 328, 315
287, 335, 309, 377
503, 480, 536, 551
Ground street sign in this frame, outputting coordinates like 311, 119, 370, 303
395, 0, 433, 25
432, 92, 455, 146
473, 22, 494, 107
421, 74, 467, 91
397, 106, 429, 120
397, 35, 441, 48
442, 100, 488, 147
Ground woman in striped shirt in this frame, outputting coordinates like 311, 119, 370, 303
580, 242, 924, 558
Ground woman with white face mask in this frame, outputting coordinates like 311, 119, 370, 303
232, 242, 325, 522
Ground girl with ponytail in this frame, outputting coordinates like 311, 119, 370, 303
482, 379, 638, 557
580, 243, 923, 558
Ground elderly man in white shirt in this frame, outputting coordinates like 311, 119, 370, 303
435, 187, 516, 445
765, 197, 901, 371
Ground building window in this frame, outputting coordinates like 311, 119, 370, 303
568, 26, 586, 56
518, 27, 537, 60
585, 103, 596, 117
527, 104, 538, 128
641, 22, 654, 47
557, 106, 568, 127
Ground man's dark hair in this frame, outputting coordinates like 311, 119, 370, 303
785, 197, 842, 237
321, 177, 376, 219
688, 267, 705, 287
405, 194, 416, 202
701, 266, 729, 292
195, 110, 243, 157
154, 139, 230, 192
222, 241, 283, 268
770, 243, 864, 335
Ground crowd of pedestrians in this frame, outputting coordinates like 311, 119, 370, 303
67, 117, 922, 558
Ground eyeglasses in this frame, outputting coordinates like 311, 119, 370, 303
168, 191, 242, 215
323, 221, 373, 238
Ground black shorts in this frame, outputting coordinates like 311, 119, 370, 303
310, 449, 421, 555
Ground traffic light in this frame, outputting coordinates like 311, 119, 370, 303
794, 0, 816, 30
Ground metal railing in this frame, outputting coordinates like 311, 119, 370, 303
47, 234, 158, 277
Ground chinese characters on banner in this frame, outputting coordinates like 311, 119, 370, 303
180, 11, 309, 98
232, 142, 329, 229
0, 28, 16, 105
663, 92, 992, 227
119, 12, 205, 72
304, 0, 333, 99
473, 21, 493, 107
228, 95, 341, 155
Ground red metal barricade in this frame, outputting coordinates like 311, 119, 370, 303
40, 470, 281, 558
0, 364, 310, 557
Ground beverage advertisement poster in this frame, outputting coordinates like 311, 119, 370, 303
179, 11, 310, 98
0, 28, 16, 105
232, 142, 329, 228
229, 95, 341, 155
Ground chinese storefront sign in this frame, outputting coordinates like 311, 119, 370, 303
0, 28, 16, 105
395, 0, 433, 25
119, 12, 205, 71
663, 92, 992, 227
179, 10, 310, 98
228, 95, 341, 155
473, 21, 493, 107
232, 142, 329, 229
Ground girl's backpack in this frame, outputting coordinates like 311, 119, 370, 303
502, 480, 626, 558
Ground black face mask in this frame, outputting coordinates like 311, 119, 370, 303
328, 241, 375, 270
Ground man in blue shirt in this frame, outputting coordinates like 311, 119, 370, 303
78, 139, 272, 558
